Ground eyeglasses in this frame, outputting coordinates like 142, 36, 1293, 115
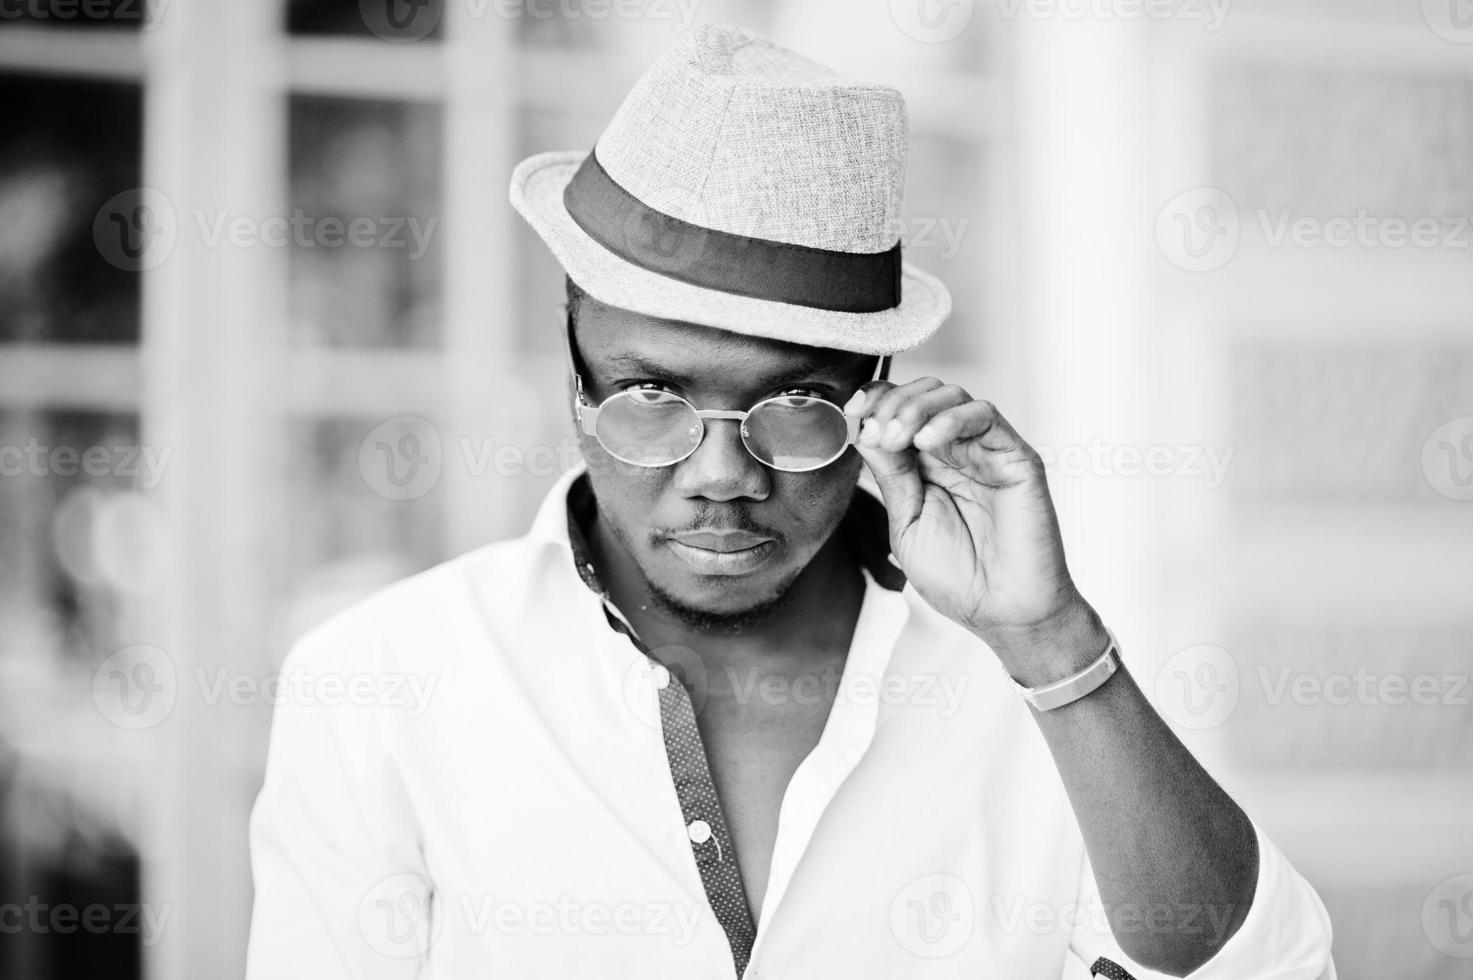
564, 309, 889, 473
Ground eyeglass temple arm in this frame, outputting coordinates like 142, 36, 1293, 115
563, 304, 596, 428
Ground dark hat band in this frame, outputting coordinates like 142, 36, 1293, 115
562, 150, 903, 315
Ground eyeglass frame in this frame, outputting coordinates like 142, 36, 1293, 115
561, 304, 891, 472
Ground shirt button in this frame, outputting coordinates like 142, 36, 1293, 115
687, 819, 712, 844
652, 664, 671, 690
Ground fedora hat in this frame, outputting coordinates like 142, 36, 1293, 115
509, 23, 951, 356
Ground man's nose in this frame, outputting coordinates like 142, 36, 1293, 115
672, 417, 771, 502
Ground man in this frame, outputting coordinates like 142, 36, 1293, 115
246, 24, 1334, 980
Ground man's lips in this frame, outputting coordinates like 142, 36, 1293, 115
667, 530, 775, 553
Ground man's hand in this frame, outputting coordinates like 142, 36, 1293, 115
846, 378, 1275, 977
845, 377, 1107, 684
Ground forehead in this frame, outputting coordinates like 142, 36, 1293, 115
574, 294, 869, 379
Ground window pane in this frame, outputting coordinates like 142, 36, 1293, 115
0, 408, 151, 980
514, 105, 606, 356
283, 417, 444, 636
0, 75, 142, 344
288, 96, 444, 347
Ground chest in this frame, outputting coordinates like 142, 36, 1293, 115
692, 660, 843, 921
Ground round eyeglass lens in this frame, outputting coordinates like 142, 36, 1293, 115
595, 388, 702, 466
742, 396, 851, 471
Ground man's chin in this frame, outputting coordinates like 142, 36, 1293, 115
643, 560, 801, 633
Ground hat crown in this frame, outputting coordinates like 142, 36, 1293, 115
594, 24, 908, 255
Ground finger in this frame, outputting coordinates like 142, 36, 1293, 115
875, 383, 973, 453
843, 379, 891, 417
912, 400, 1039, 478
853, 438, 924, 537
848, 377, 944, 430
914, 399, 1027, 450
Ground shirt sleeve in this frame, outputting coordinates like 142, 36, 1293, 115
1067, 821, 1336, 980
245, 626, 431, 980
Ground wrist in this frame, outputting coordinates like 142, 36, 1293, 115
974, 600, 1110, 689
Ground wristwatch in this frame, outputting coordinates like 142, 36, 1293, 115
1011, 628, 1121, 711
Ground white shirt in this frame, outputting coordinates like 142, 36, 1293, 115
246, 464, 1335, 979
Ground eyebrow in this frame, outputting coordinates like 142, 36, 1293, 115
601, 351, 853, 389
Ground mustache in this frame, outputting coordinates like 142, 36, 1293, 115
654, 505, 784, 542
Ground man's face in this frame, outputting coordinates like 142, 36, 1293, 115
572, 294, 876, 624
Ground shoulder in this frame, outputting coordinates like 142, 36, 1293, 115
283, 531, 554, 676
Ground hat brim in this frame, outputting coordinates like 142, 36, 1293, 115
510, 151, 952, 357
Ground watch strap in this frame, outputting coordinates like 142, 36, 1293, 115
1011, 628, 1121, 711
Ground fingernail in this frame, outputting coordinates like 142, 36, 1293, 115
860, 418, 880, 446
915, 424, 936, 446
883, 418, 903, 448
843, 390, 867, 415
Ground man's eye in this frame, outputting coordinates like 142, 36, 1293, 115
622, 381, 677, 394
776, 386, 827, 400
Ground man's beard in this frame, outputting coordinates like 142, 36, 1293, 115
643, 564, 804, 635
